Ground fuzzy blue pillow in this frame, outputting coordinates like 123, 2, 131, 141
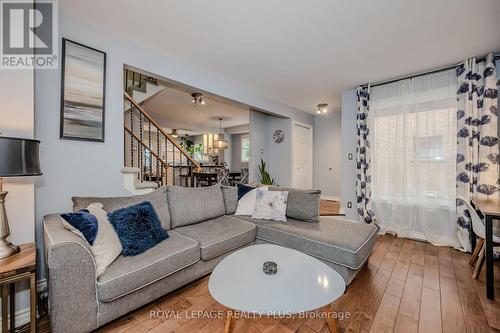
237, 183, 254, 201
60, 210, 98, 245
107, 201, 168, 256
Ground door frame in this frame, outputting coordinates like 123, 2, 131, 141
291, 121, 314, 189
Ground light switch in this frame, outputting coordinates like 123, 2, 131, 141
347, 202, 352, 208
348, 153, 353, 160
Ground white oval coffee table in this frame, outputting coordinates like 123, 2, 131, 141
208, 244, 345, 332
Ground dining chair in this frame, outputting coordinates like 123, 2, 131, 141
461, 197, 500, 279
240, 168, 249, 184
217, 168, 230, 186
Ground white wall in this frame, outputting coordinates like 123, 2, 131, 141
313, 111, 341, 199
340, 89, 358, 221
0, 69, 34, 314
35, 11, 313, 278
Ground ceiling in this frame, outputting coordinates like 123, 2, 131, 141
61, 0, 500, 113
143, 85, 249, 133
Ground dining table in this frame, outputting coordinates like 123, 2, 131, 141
471, 197, 500, 300
193, 171, 241, 187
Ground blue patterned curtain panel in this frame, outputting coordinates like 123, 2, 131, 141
456, 53, 499, 252
356, 86, 376, 224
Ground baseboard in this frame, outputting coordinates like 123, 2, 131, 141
321, 195, 340, 201
0, 307, 31, 329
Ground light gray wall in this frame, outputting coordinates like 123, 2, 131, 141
340, 89, 358, 221
249, 111, 294, 186
313, 111, 341, 198
230, 133, 249, 172
34, 11, 313, 279
249, 111, 269, 183
267, 116, 293, 187
0, 59, 34, 313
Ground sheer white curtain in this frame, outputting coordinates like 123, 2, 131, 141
369, 69, 459, 246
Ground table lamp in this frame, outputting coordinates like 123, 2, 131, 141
0, 136, 42, 259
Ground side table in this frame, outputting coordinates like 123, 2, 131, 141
0, 243, 36, 332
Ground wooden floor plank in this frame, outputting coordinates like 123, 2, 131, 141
418, 286, 442, 333
368, 293, 401, 333
440, 275, 466, 333
423, 244, 440, 291
451, 249, 493, 333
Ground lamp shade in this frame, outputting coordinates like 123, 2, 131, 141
213, 138, 228, 149
0, 137, 42, 177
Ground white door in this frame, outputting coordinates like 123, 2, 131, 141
293, 122, 313, 189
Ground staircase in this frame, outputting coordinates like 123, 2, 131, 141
123, 71, 201, 190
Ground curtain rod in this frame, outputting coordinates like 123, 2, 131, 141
361, 52, 500, 89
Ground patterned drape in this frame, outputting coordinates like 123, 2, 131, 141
456, 53, 499, 252
356, 86, 376, 224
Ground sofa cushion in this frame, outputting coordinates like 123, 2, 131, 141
221, 186, 238, 214
231, 215, 378, 269
72, 187, 171, 230
97, 231, 199, 302
107, 202, 169, 256
269, 186, 321, 222
166, 185, 225, 228
175, 216, 256, 260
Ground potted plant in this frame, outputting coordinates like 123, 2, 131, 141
258, 158, 275, 185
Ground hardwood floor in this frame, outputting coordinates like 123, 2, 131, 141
92, 235, 499, 333
320, 200, 342, 216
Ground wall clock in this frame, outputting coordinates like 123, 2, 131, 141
273, 129, 284, 143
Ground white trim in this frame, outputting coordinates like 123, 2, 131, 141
321, 195, 340, 201
291, 121, 314, 189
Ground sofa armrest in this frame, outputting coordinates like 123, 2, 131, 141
43, 214, 99, 333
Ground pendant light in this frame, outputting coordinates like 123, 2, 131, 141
213, 118, 228, 150
316, 103, 328, 115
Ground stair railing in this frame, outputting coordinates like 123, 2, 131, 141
124, 91, 201, 187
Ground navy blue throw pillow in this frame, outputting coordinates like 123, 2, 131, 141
107, 201, 168, 256
237, 184, 254, 201
60, 210, 98, 245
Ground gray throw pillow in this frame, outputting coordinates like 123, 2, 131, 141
221, 186, 238, 214
269, 186, 321, 222
72, 186, 171, 230
166, 185, 225, 228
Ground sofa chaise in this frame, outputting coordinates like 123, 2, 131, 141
43, 185, 378, 333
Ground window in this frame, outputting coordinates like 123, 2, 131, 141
241, 135, 249, 162
369, 68, 458, 245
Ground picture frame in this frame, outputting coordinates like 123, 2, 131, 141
60, 38, 106, 142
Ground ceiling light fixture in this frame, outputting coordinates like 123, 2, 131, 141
213, 117, 228, 150
170, 129, 178, 138
317, 103, 328, 115
191, 92, 205, 107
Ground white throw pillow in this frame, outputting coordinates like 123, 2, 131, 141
235, 186, 268, 216
251, 189, 288, 222
61, 203, 122, 277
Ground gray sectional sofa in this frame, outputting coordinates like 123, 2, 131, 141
43, 185, 378, 333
